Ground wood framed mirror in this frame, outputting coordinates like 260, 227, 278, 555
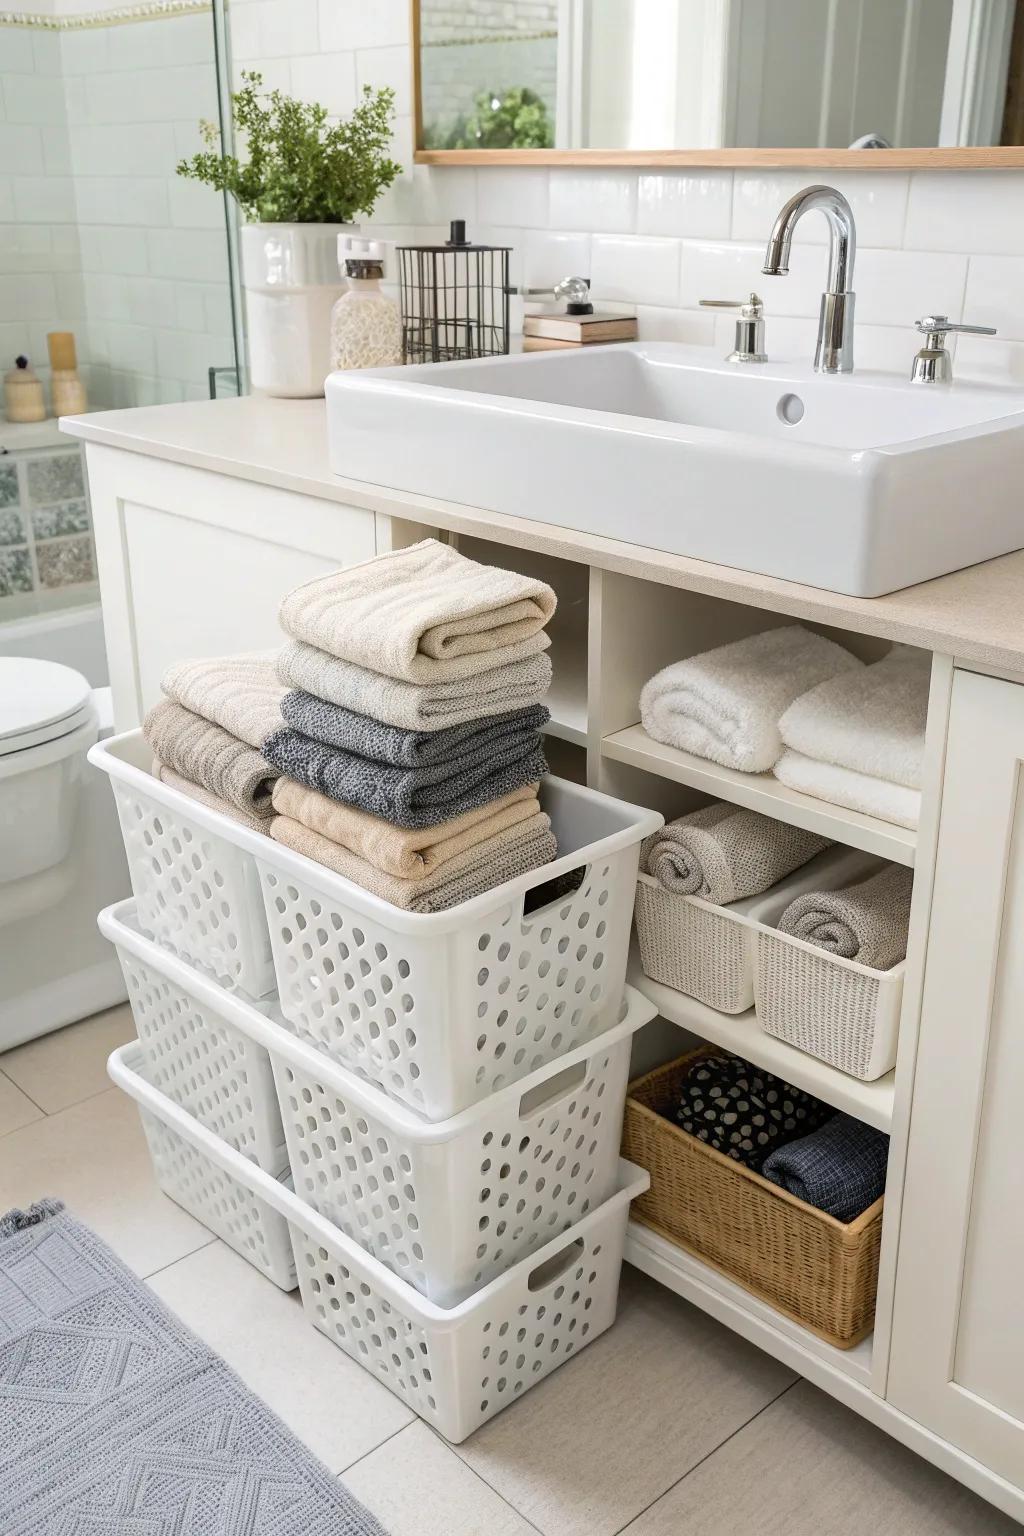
411, 0, 1024, 168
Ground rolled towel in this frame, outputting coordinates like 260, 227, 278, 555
640, 625, 862, 773
144, 699, 276, 820
263, 725, 547, 829
643, 801, 831, 903
778, 861, 913, 969
779, 644, 930, 789
160, 653, 285, 749
761, 1113, 888, 1221
279, 539, 556, 685
278, 641, 553, 732
774, 750, 921, 830
281, 692, 550, 768
271, 811, 557, 913
674, 1052, 833, 1171
152, 758, 271, 836
271, 778, 542, 879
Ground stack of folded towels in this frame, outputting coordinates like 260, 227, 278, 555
143, 540, 563, 913
640, 627, 930, 829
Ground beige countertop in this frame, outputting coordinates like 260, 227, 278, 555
62, 395, 1024, 674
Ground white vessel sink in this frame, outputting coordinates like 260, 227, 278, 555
326, 342, 1024, 596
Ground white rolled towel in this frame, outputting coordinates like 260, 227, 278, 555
640, 625, 863, 774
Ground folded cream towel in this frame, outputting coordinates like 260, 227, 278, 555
774, 750, 921, 830
143, 699, 276, 820
271, 777, 541, 879
643, 801, 831, 904
152, 758, 271, 836
640, 626, 862, 773
161, 653, 285, 750
277, 641, 553, 732
778, 861, 913, 969
270, 812, 557, 912
779, 645, 930, 789
279, 539, 556, 684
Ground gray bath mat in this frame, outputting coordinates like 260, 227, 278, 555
0, 1199, 390, 1535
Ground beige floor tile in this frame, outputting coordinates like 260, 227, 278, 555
150, 1239, 413, 1470
0, 1069, 43, 1137
0, 1086, 211, 1278
0, 1002, 134, 1114
455, 1267, 796, 1536
628, 1379, 1021, 1535
345, 1421, 538, 1536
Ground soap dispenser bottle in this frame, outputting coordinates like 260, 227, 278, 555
330, 238, 402, 371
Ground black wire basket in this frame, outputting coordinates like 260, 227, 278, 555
398, 220, 511, 364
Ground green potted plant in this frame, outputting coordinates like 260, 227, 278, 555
178, 72, 401, 397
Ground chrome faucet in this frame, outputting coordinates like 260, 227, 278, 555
762, 185, 856, 374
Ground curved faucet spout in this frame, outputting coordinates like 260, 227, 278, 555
762, 184, 856, 373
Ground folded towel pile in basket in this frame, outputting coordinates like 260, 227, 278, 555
762, 1112, 889, 1221
642, 800, 831, 903
778, 860, 913, 969
673, 1053, 834, 1171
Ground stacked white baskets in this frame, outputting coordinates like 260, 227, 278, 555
94, 727, 661, 1441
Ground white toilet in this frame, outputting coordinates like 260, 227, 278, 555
0, 656, 129, 1049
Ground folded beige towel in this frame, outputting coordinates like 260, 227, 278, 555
271, 811, 558, 912
644, 802, 831, 904
277, 641, 553, 731
161, 653, 286, 749
278, 539, 556, 685
271, 777, 540, 879
779, 861, 913, 969
144, 699, 276, 820
152, 758, 271, 836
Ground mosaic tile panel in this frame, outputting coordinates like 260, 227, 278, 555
0, 462, 18, 509
27, 451, 85, 507
0, 509, 26, 546
0, 445, 95, 604
0, 548, 33, 597
36, 534, 95, 589
31, 500, 90, 540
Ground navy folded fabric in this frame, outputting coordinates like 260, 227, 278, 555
281, 691, 551, 769
674, 1053, 833, 1172
761, 1112, 889, 1222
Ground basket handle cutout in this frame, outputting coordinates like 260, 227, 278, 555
527, 1237, 585, 1293
517, 1059, 588, 1120
521, 863, 589, 921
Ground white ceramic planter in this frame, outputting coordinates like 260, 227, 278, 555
240, 222, 354, 398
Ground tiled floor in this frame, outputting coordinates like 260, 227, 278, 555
1, 1006, 1019, 1536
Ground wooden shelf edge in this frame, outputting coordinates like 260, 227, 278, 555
627, 955, 896, 1132
604, 725, 917, 868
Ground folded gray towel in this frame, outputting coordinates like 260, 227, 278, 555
778, 861, 913, 969
263, 726, 548, 829
281, 692, 551, 769
644, 801, 831, 904
762, 1112, 888, 1221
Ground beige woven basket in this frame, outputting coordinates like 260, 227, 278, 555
621, 1048, 883, 1349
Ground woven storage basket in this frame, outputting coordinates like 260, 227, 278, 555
620, 1048, 883, 1348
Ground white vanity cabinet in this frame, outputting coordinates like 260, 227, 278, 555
888, 667, 1024, 1489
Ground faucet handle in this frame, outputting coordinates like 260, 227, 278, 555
700, 293, 764, 315
699, 294, 767, 364
913, 314, 996, 339
911, 315, 996, 384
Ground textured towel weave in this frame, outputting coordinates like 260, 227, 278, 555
282, 691, 550, 767
272, 811, 557, 911
0, 1199, 388, 1535
161, 652, 285, 749
774, 749, 922, 830
263, 724, 547, 828
779, 644, 930, 789
144, 699, 276, 819
674, 1053, 833, 1171
279, 538, 556, 683
154, 757, 271, 835
779, 860, 913, 968
640, 625, 862, 773
278, 640, 553, 731
762, 1113, 889, 1221
643, 801, 831, 903
272, 776, 540, 878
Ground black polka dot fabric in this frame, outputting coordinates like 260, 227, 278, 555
674, 1053, 834, 1171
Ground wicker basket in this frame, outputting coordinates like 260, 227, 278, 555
620, 1048, 883, 1348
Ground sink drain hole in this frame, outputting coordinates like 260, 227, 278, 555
777, 392, 805, 425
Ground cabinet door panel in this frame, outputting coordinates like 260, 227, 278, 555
888, 669, 1024, 1484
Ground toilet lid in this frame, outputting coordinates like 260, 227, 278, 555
0, 657, 95, 757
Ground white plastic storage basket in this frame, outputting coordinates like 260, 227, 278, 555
99, 894, 655, 1305
102, 903, 288, 1177
108, 1043, 648, 1444
88, 732, 276, 998
113, 1045, 296, 1290
635, 845, 878, 1014
94, 729, 662, 1121
755, 854, 908, 1081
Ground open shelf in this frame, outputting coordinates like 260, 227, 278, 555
624, 1219, 875, 1391
603, 724, 916, 867
628, 951, 895, 1132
